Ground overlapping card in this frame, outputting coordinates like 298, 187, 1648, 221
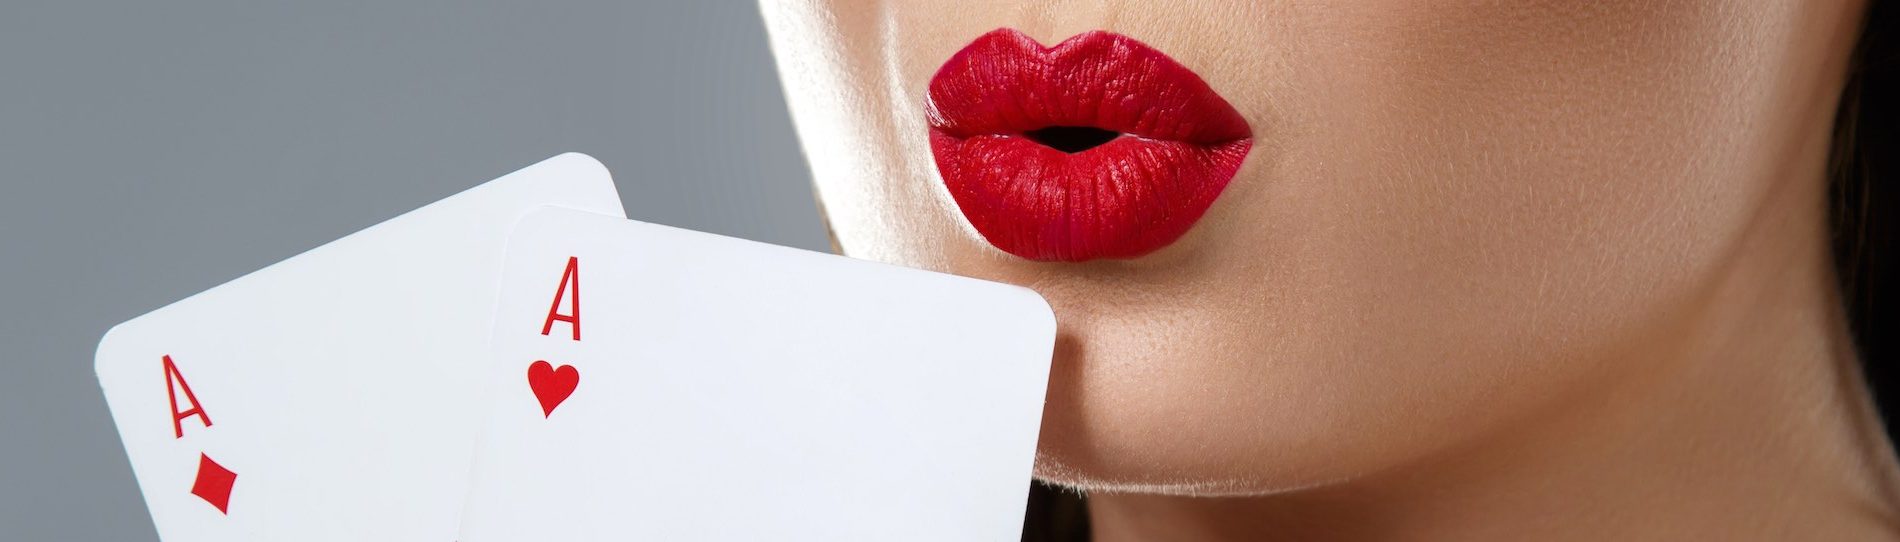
94, 153, 1057, 541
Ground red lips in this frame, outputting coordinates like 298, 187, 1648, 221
927, 29, 1252, 262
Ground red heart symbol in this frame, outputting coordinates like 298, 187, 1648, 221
526, 360, 579, 418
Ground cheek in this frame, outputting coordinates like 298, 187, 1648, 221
1291, 0, 1780, 358
1034, 2, 1811, 489
1212, 0, 1795, 474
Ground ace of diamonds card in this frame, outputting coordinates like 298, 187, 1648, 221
93, 154, 624, 541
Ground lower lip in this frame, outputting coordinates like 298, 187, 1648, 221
926, 29, 1252, 262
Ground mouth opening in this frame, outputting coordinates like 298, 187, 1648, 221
1023, 126, 1121, 153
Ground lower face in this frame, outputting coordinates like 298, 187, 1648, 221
761, 0, 1857, 493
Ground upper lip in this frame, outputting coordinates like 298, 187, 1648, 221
925, 28, 1253, 262
926, 29, 1251, 146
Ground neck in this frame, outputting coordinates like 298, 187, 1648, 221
1088, 191, 1900, 541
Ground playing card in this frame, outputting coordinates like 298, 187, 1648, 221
457, 207, 1056, 541
94, 153, 625, 541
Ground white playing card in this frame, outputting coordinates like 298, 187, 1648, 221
457, 207, 1056, 541
94, 153, 625, 541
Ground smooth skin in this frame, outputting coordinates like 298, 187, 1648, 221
760, 1, 1900, 539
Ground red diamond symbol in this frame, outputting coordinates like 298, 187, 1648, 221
190, 453, 236, 514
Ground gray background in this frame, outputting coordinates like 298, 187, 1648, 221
0, 3, 824, 539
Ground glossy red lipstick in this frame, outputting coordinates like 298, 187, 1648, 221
927, 28, 1252, 262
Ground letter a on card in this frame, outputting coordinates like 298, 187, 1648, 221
542, 256, 581, 341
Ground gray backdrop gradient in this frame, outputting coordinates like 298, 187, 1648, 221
0, 3, 825, 539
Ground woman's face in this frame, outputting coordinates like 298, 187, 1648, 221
761, 1, 1860, 493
